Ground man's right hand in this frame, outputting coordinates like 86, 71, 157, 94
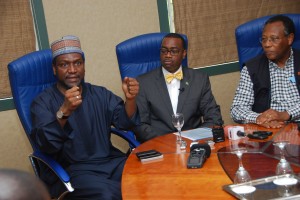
60, 86, 82, 116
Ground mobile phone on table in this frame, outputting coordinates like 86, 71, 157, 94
136, 149, 163, 162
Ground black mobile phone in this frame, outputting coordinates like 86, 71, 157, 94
247, 134, 268, 140
136, 150, 163, 162
252, 131, 273, 136
136, 150, 157, 158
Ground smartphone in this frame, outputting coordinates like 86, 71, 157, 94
247, 134, 268, 140
136, 150, 163, 162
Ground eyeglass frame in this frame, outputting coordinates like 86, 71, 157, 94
259, 34, 290, 45
160, 48, 182, 56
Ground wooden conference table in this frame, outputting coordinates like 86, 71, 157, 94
121, 123, 300, 199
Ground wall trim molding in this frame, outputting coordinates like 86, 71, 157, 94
30, 0, 49, 49
0, 98, 14, 111
157, 0, 170, 32
198, 62, 240, 76
0, 1, 50, 112
0, 0, 240, 112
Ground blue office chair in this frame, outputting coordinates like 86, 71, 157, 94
116, 32, 188, 79
235, 13, 300, 70
8, 49, 140, 199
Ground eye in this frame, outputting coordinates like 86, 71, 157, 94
75, 61, 82, 66
261, 38, 267, 42
160, 48, 168, 54
270, 37, 280, 42
170, 49, 180, 55
58, 63, 69, 68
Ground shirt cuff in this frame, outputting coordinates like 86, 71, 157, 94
285, 110, 293, 121
287, 107, 300, 120
248, 113, 261, 124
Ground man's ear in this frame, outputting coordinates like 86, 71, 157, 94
182, 49, 187, 59
52, 65, 57, 75
288, 33, 294, 46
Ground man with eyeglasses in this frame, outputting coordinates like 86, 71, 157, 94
231, 15, 300, 128
133, 33, 223, 143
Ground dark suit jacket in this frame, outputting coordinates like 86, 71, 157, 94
133, 67, 223, 143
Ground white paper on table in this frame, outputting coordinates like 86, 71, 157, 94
173, 127, 213, 141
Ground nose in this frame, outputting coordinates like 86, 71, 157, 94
263, 39, 272, 48
67, 63, 77, 73
165, 51, 172, 57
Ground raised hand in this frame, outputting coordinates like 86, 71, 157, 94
122, 77, 139, 100
61, 86, 82, 116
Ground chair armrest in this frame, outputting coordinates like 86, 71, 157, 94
111, 128, 140, 149
29, 151, 74, 192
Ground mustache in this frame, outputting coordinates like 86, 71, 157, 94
65, 74, 80, 79
62, 80, 83, 90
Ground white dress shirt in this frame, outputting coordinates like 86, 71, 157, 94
162, 67, 182, 114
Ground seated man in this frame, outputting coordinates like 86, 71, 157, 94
133, 33, 223, 143
231, 15, 300, 128
30, 35, 139, 199
0, 168, 50, 200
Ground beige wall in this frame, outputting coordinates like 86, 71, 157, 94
210, 71, 240, 125
43, 0, 160, 97
0, 110, 33, 171
0, 0, 239, 172
0, 0, 160, 172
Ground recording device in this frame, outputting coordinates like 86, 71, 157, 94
212, 126, 225, 143
228, 126, 244, 140
237, 131, 272, 140
187, 144, 211, 169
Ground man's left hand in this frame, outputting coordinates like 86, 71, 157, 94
257, 109, 290, 124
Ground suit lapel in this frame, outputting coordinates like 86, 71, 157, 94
155, 68, 174, 115
177, 67, 191, 113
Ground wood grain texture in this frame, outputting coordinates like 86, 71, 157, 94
122, 123, 300, 199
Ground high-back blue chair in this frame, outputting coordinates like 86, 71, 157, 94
116, 32, 188, 79
8, 49, 140, 199
235, 13, 300, 70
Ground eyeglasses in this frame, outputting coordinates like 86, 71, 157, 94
259, 36, 285, 45
160, 48, 181, 56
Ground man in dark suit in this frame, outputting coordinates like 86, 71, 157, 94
133, 33, 223, 143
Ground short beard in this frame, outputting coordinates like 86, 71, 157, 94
58, 79, 83, 90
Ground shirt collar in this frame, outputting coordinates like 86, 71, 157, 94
162, 66, 183, 76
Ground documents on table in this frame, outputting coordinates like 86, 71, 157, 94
173, 127, 213, 141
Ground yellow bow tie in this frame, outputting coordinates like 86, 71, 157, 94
165, 70, 183, 84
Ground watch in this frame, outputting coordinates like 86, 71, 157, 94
56, 110, 69, 119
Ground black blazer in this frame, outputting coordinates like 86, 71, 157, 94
133, 67, 223, 143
